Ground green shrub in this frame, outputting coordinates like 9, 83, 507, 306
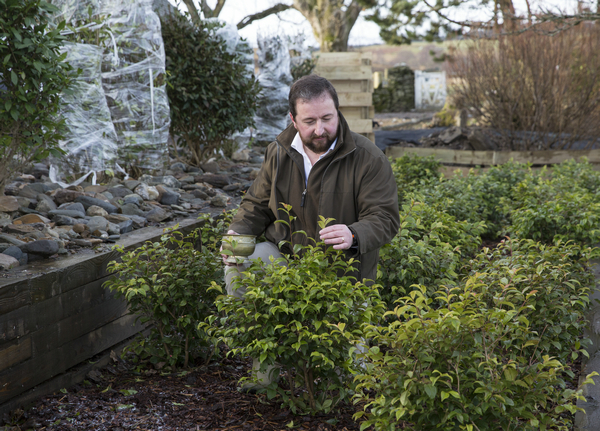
507, 169, 600, 245
105, 213, 232, 368
410, 161, 529, 237
350, 283, 594, 431
378, 199, 484, 307
389, 154, 441, 203
0, 0, 72, 194
160, 13, 260, 165
207, 209, 386, 414
467, 238, 597, 363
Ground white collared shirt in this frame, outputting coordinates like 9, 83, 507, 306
290, 132, 337, 186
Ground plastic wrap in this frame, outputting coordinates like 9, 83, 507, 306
48, 0, 101, 25
53, 42, 118, 177
253, 33, 292, 143
100, 0, 170, 171
206, 18, 254, 77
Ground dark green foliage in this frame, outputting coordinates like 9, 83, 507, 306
206, 207, 386, 414
160, 13, 260, 165
373, 65, 415, 113
389, 154, 441, 203
467, 238, 597, 364
0, 0, 72, 193
105, 213, 234, 369
378, 199, 484, 307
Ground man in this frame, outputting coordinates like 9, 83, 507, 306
223, 74, 399, 388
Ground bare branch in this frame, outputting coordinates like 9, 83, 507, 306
181, 0, 201, 25
237, 3, 294, 29
213, 0, 227, 17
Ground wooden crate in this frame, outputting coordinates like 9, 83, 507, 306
314, 52, 375, 144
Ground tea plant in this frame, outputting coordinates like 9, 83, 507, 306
206, 207, 386, 414
467, 238, 598, 363
378, 199, 484, 307
105, 213, 233, 368
349, 282, 595, 431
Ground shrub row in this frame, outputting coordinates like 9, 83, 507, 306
107, 156, 600, 429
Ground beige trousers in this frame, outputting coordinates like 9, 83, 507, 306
224, 241, 285, 298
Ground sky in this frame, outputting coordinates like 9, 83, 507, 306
168, 0, 587, 48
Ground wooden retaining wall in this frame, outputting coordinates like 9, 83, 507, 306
0, 217, 205, 417
314, 52, 375, 143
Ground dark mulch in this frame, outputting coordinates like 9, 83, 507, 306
3, 355, 365, 431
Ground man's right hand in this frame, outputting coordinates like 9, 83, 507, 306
221, 230, 240, 265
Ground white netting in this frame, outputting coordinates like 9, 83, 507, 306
100, 0, 170, 170
54, 42, 118, 176
254, 33, 292, 143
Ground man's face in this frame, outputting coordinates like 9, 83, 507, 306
290, 93, 339, 155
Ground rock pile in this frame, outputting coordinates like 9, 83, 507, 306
0, 148, 264, 271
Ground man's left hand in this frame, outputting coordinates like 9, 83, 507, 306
319, 224, 353, 250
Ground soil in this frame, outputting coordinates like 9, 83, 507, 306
2, 354, 367, 431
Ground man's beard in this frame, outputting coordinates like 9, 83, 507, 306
300, 131, 336, 154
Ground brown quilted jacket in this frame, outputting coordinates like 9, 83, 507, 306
229, 113, 400, 282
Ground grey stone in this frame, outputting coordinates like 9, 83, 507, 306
123, 194, 144, 206
187, 166, 202, 173
49, 209, 86, 219
19, 239, 59, 257
35, 194, 57, 213
86, 205, 109, 217
58, 202, 86, 216
108, 186, 131, 198
71, 239, 92, 247
0, 212, 11, 228
439, 127, 464, 144
87, 216, 109, 233
147, 186, 159, 201
107, 222, 120, 236
119, 203, 146, 217
101, 191, 114, 200
146, 207, 170, 223
16, 196, 34, 208
3, 245, 27, 265
0, 196, 19, 212
75, 196, 117, 214
200, 161, 220, 174
178, 175, 195, 184
105, 214, 131, 223
108, 234, 121, 241
123, 180, 141, 191
170, 162, 186, 172
133, 183, 150, 201
58, 248, 69, 255
25, 230, 46, 240
152, 175, 181, 189
249, 156, 264, 165
53, 189, 84, 204
0, 253, 19, 270
128, 215, 147, 229
210, 195, 228, 207
0, 234, 26, 246
0, 244, 11, 252
232, 149, 251, 162
18, 185, 42, 199
156, 186, 180, 206
190, 189, 209, 200
118, 219, 134, 234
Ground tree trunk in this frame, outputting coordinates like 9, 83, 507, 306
497, 0, 516, 31
292, 0, 362, 52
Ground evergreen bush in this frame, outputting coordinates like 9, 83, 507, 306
160, 13, 260, 165
105, 213, 233, 368
0, 0, 73, 194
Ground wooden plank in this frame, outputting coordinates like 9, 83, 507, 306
0, 313, 144, 404
313, 65, 372, 80
346, 119, 373, 134
0, 337, 32, 372
0, 306, 30, 345
314, 52, 372, 66
337, 92, 372, 107
329, 79, 373, 93
0, 327, 150, 418
385, 146, 600, 166
0, 283, 30, 316
31, 293, 128, 356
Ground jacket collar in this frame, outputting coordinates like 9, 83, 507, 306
276, 111, 356, 159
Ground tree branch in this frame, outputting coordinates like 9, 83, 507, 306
237, 3, 294, 29
181, 0, 201, 25
213, 0, 227, 17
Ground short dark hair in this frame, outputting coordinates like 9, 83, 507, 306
288, 74, 339, 119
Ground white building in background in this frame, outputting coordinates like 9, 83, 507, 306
415, 70, 447, 110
